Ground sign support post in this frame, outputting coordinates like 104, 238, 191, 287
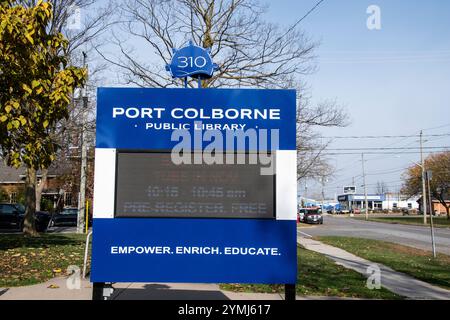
92, 282, 104, 300
285, 284, 296, 300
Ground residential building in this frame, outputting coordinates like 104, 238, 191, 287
417, 196, 450, 216
0, 161, 78, 210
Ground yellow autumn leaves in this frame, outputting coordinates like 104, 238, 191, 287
0, 0, 87, 170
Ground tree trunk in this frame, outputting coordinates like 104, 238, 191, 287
23, 167, 38, 236
35, 168, 48, 212
446, 205, 450, 220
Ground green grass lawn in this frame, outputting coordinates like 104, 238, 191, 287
354, 215, 450, 227
0, 233, 88, 287
220, 246, 401, 299
317, 236, 450, 290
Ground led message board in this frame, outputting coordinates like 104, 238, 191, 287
115, 152, 274, 219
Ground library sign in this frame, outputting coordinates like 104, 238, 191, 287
90, 44, 297, 287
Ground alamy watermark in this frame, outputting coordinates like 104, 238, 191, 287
366, 263, 381, 289
170, 121, 278, 175
66, 265, 81, 290
66, 5, 81, 30
367, 5, 381, 30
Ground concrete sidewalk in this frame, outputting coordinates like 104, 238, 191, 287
1, 277, 341, 300
298, 236, 450, 300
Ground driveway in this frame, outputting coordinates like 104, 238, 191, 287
297, 215, 450, 255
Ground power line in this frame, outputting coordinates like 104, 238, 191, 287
363, 129, 424, 161
426, 135, 450, 143
319, 126, 450, 188
320, 54, 450, 64
323, 133, 450, 139
324, 153, 450, 190
322, 151, 448, 155
363, 180, 404, 187
422, 123, 450, 131
365, 168, 406, 176
322, 137, 449, 192
300, 146, 450, 152
279, 0, 325, 39
318, 146, 450, 151
362, 136, 422, 162
327, 175, 362, 186
322, 182, 405, 191
324, 127, 450, 164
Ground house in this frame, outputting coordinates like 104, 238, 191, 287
417, 196, 450, 216
0, 160, 79, 210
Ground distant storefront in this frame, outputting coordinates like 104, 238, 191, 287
337, 193, 421, 211
337, 194, 384, 211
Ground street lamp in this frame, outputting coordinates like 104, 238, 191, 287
410, 160, 427, 225
397, 158, 436, 257
426, 170, 437, 258
321, 177, 328, 213
396, 155, 428, 225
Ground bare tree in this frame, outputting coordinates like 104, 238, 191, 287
19, 0, 116, 60
297, 96, 349, 181
375, 181, 389, 194
97, 0, 316, 88
16, 0, 115, 211
99, 0, 349, 182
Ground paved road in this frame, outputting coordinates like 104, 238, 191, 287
298, 215, 450, 255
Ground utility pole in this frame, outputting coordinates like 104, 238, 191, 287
77, 52, 88, 234
321, 177, 327, 213
361, 154, 369, 220
426, 171, 437, 258
420, 130, 427, 224
349, 176, 355, 212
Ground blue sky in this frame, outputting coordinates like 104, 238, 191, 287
91, 0, 450, 199
263, 0, 450, 198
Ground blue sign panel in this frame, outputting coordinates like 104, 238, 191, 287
96, 88, 296, 151
166, 42, 219, 79
91, 218, 297, 283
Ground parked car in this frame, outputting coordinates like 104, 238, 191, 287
304, 209, 323, 224
50, 207, 92, 227
298, 208, 307, 222
0, 203, 51, 232
351, 208, 361, 214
